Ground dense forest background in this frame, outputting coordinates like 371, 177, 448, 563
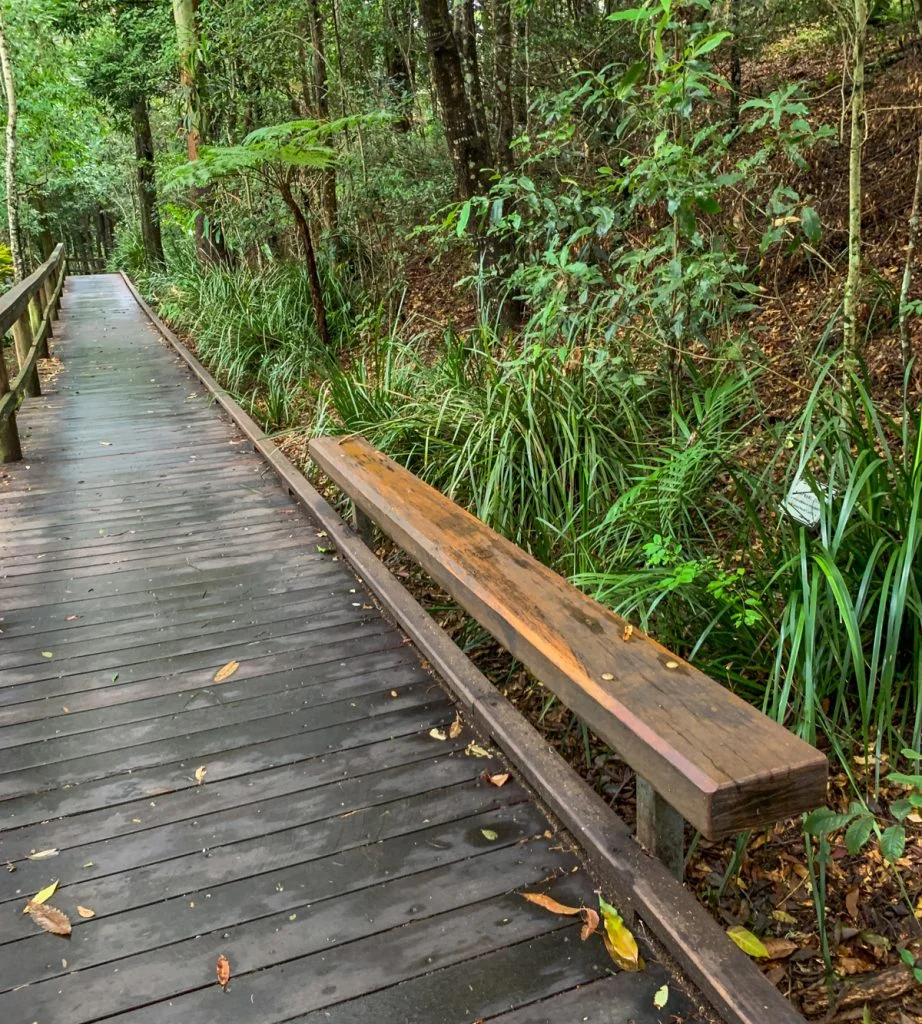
4, 0, 922, 1012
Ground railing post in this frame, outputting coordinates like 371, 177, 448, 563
40, 277, 55, 336
352, 503, 376, 549
29, 291, 50, 358
635, 775, 685, 879
12, 309, 41, 398
53, 260, 65, 318
0, 344, 22, 462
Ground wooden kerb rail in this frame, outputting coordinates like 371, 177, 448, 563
309, 435, 828, 876
0, 242, 67, 462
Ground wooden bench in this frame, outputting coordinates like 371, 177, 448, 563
309, 434, 828, 875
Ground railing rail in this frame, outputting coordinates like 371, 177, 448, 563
0, 243, 67, 462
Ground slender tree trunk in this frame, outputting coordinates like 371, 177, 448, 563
418, 0, 493, 198
172, 0, 229, 264
308, 0, 337, 232
0, 5, 23, 281
728, 0, 742, 126
843, 0, 867, 359
458, 0, 490, 149
494, 0, 514, 167
279, 178, 330, 348
899, 136, 922, 371
131, 97, 165, 266
384, 0, 414, 131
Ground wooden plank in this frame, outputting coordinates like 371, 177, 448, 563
309, 434, 827, 839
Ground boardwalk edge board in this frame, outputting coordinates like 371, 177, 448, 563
121, 270, 806, 1024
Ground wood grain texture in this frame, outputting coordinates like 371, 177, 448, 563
0, 274, 698, 1024
309, 434, 827, 839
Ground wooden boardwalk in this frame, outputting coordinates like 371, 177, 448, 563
0, 275, 705, 1023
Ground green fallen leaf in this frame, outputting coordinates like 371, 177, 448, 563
41, 652, 53, 659
481, 829, 498, 841
653, 984, 669, 1009
727, 925, 769, 958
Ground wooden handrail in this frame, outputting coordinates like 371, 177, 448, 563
0, 243, 67, 462
310, 434, 828, 876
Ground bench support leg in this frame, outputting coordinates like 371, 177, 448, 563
636, 776, 684, 879
352, 504, 376, 550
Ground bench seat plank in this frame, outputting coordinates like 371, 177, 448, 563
309, 435, 827, 839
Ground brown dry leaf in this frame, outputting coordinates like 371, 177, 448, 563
448, 714, 462, 739
76, 906, 95, 919
216, 954, 231, 989
622, 624, 634, 642
520, 892, 581, 916
486, 772, 510, 787
194, 766, 207, 785
761, 938, 798, 960
579, 907, 600, 941
837, 954, 877, 975
845, 887, 861, 920
28, 901, 72, 938
213, 660, 240, 683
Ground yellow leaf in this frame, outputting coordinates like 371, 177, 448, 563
195, 766, 207, 785
76, 905, 95, 919
28, 901, 72, 937
24, 880, 59, 913
665, 660, 679, 669
448, 714, 462, 739
599, 896, 640, 970
521, 892, 581, 916
653, 984, 669, 1009
429, 727, 447, 741
213, 660, 240, 683
41, 651, 53, 659
727, 925, 769, 958
771, 909, 798, 925
465, 742, 491, 758
622, 625, 634, 642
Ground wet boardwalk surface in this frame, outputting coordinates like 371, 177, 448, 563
0, 274, 704, 1023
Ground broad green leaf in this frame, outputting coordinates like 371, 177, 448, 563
24, 879, 58, 913
692, 31, 731, 57
880, 824, 906, 862
800, 205, 821, 242
456, 200, 472, 237
481, 829, 498, 841
607, 7, 654, 21
803, 806, 854, 836
727, 925, 769, 958
844, 814, 874, 854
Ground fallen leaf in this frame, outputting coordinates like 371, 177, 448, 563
28, 849, 59, 860
599, 896, 641, 970
622, 624, 634, 642
389, 690, 398, 697
465, 742, 490, 758
845, 887, 860, 920
24, 880, 59, 913
76, 906, 95, 919
213, 660, 239, 683
761, 938, 798, 960
99, 441, 112, 446
448, 714, 462, 739
653, 984, 669, 1009
65, 615, 80, 621
727, 925, 769, 958
216, 954, 230, 989
665, 660, 679, 669
195, 766, 207, 785
837, 954, 877, 975
486, 772, 510, 787
28, 901, 72, 937
429, 727, 447, 741
521, 892, 581, 916
481, 829, 498, 841
580, 907, 600, 941
5, 862, 14, 873
600, 672, 614, 681
41, 651, 53, 659
771, 909, 798, 925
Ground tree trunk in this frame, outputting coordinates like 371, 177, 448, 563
384, 0, 414, 131
279, 178, 330, 348
899, 135, 922, 371
418, 0, 493, 198
494, 0, 514, 167
308, 0, 337, 232
131, 97, 165, 266
458, 0, 490, 148
843, 0, 867, 359
0, 5, 23, 281
728, 0, 742, 126
172, 0, 229, 264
